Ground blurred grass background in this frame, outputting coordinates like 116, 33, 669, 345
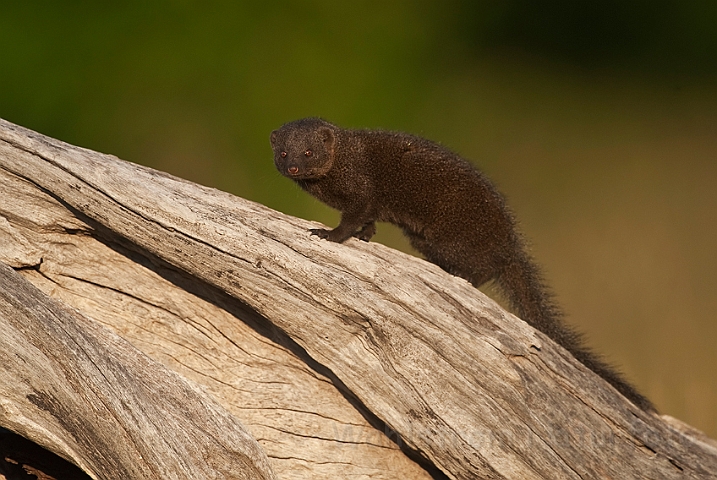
1, 1, 715, 436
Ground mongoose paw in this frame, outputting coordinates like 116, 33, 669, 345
310, 228, 353, 243
309, 228, 331, 239
354, 224, 376, 242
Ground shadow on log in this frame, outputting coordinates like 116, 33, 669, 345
0, 118, 716, 479
0, 427, 92, 480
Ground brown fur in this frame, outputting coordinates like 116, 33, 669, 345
271, 117, 654, 411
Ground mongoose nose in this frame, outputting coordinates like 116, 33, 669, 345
287, 166, 299, 175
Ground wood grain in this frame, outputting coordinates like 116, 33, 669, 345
0, 262, 275, 480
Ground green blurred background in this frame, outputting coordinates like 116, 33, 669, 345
1, 1, 715, 436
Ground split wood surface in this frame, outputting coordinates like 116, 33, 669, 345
1, 118, 716, 479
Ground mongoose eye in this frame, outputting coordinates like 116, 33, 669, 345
280, 151, 287, 158
305, 150, 313, 157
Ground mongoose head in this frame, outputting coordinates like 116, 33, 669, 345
271, 118, 337, 180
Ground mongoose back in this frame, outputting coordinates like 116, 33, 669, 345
270, 117, 654, 411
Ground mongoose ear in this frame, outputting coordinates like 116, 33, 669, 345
270, 130, 278, 147
318, 127, 335, 148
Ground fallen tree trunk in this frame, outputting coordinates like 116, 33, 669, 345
0, 124, 432, 479
0, 118, 715, 479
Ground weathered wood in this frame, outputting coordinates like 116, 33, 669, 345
1, 118, 716, 479
0, 262, 275, 480
0, 147, 432, 479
